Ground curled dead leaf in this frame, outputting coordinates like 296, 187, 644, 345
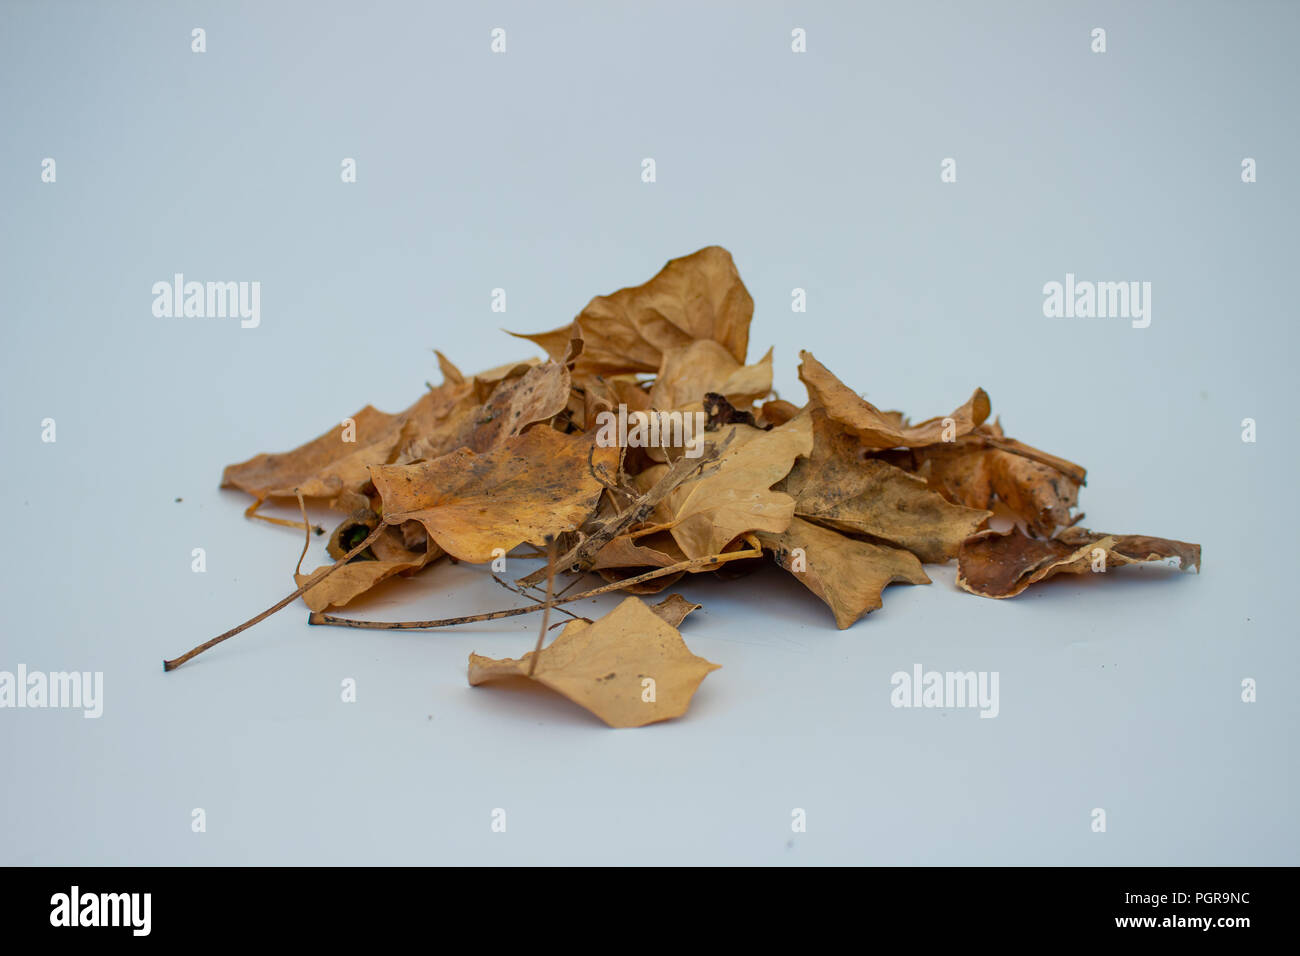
957, 526, 1201, 598
221, 363, 474, 506
650, 414, 813, 560
512, 246, 754, 379
798, 350, 990, 450
649, 593, 702, 628
759, 517, 930, 628
910, 423, 1086, 537
295, 529, 441, 612
649, 341, 772, 412
783, 409, 990, 563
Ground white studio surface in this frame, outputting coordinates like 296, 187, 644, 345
1, 1, 1295, 865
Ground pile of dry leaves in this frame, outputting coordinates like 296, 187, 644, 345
164, 246, 1200, 727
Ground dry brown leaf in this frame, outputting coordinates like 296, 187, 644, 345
434, 350, 465, 386
649, 593, 702, 628
759, 517, 930, 628
221, 365, 474, 505
985, 451, 1079, 537
592, 530, 687, 571
469, 357, 542, 403
909, 423, 1086, 537
595, 567, 687, 595
467, 596, 719, 727
957, 526, 1201, 598
461, 360, 571, 453
395, 359, 569, 463
759, 399, 800, 427
649, 341, 772, 412
221, 403, 413, 502
783, 409, 990, 563
295, 527, 441, 612
512, 246, 753, 379
590, 531, 690, 595
370, 427, 614, 563
798, 350, 990, 450
651, 414, 813, 559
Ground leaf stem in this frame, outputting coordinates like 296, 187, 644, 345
310, 545, 761, 631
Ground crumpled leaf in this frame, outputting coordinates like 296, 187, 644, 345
295, 526, 441, 612
957, 526, 1201, 598
460, 360, 571, 453
909, 422, 1086, 537
759, 517, 930, 628
397, 359, 570, 463
221, 362, 474, 504
649, 341, 772, 412
468, 357, 542, 403
782, 409, 990, 563
592, 530, 687, 571
370, 427, 614, 563
798, 350, 990, 450
589, 530, 690, 595
649, 414, 813, 559
512, 246, 753, 379
467, 596, 719, 727
649, 593, 702, 628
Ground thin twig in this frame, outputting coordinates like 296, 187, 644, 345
528, 537, 556, 676
491, 574, 584, 623
163, 522, 387, 672
516, 431, 733, 588
294, 490, 311, 577
552, 571, 589, 599
244, 495, 316, 533
311, 545, 762, 631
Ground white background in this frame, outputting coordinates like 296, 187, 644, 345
1, 1, 1295, 864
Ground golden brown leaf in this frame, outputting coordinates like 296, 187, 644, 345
650, 414, 813, 559
295, 527, 441, 612
591, 530, 687, 571
221, 368, 474, 504
759, 518, 930, 628
370, 427, 614, 563
798, 350, 990, 450
649, 593, 702, 628
512, 246, 753, 379
467, 596, 720, 727
910, 423, 1086, 537
461, 360, 571, 453
649, 341, 772, 412
759, 399, 800, 427
783, 409, 990, 563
